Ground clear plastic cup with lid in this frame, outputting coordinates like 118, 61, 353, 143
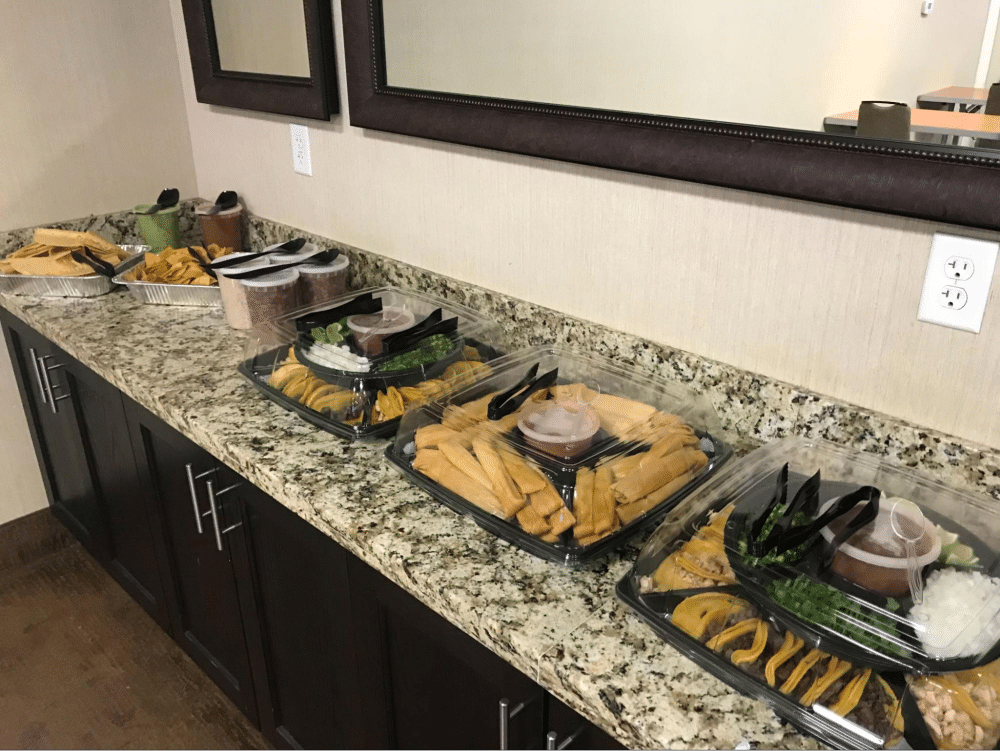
217, 252, 271, 330
347, 306, 416, 355
241, 268, 300, 328
298, 254, 350, 307
195, 202, 244, 253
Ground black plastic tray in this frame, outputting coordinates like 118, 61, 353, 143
385, 428, 732, 566
615, 574, 910, 750
724, 470, 1000, 674
239, 340, 502, 441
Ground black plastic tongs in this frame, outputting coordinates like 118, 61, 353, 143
487, 365, 559, 420
746, 464, 880, 563
295, 292, 381, 333
207, 238, 317, 270
70, 248, 117, 277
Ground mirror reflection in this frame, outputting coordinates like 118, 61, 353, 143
213, 0, 310, 78
382, 0, 1000, 151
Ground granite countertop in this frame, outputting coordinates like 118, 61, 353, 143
6, 207, 1000, 749
0, 289, 815, 749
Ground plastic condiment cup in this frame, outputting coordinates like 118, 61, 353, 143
298, 254, 350, 307
347, 307, 415, 355
240, 269, 300, 328
217, 253, 271, 330
134, 204, 181, 251
819, 498, 941, 598
518, 401, 600, 459
195, 202, 244, 253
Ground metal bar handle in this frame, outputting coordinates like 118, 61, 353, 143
28, 348, 47, 404
499, 698, 525, 750
184, 463, 209, 534
206, 480, 242, 552
548, 728, 582, 750
547, 731, 558, 750
36, 355, 58, 414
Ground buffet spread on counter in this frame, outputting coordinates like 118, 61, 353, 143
4, 196, 1000, 751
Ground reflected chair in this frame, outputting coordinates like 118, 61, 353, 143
856, 101, 911, 141
974, 82, 1000, 149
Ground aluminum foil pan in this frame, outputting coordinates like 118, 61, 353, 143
113, 254, 221, 307
0, 244, 147, 298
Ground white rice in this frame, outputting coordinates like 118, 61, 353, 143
909, 568, 1000, 658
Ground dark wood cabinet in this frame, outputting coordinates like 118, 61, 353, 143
124, 401, 259, 723
3, 319, 109, 560
3, 314, 625, 751
544, 696, 625, 751
238, 484, 364, 749
350, 556, 544, 750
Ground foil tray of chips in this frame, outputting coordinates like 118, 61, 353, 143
113, 245, 232, 307
0, 231, 146, 298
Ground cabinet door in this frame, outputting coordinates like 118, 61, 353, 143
1, 318, 108, 559
349, 556, 544, 750
124, 401, 258, 723
239, 484, 364, 749
59, 358, 171, 627
544, 695, 624, 751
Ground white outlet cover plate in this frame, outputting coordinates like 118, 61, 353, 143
917, 233, 999, 333
290, 123, 312, 176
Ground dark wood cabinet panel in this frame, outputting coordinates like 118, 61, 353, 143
2, 317, 108, 560
239, 484, 364, 749
349, 556, 544, 750
124, 401, 258, 723
60, 357, 170, 627
545, 696, 625, 751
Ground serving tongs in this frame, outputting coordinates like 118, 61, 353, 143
70, 248, 117, 278
295, 292, 381, 334
365, 316, 460, 368
745, 465, 880, 564
487, 366, 559, 420
185, 247, 218, 279
381, 308, 443, 353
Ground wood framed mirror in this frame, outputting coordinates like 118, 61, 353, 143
181, 0, 338, 120
343, 0, 1000, 230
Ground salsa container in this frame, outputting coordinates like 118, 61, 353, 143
0, 244, 146, 298
240, 286, 506, 440
385, 346, 731, 566
112, 253, 221, 307
618, 437, 1000, 749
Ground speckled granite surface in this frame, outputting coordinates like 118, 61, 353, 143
2, 206, 999, 750
0, 201, 202, 258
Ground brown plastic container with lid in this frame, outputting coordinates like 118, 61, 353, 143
241, 268, 300, 328
196, 202, 244, 253
217, 253, 271, 330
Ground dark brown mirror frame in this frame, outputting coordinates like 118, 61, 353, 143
344, 0, 1000, 230
181, 0, 338, 120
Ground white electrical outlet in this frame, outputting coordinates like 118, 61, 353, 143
917, 233, 999, 333
921, 0, 934, 15
290, 124, 312, 176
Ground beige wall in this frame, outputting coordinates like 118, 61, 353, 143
383, 0, 989, 132
0, 0, 197, 524
0, 341, 46, 527
168, 0, 1000, 449
0, 0, 197, 232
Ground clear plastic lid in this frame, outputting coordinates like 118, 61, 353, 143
620, 436, 1000, 748
240, 286, 507, 440
195, 202, 243, 216
386, 346, 729, 564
